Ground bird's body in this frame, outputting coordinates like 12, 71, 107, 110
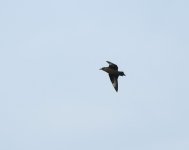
101, 67, 119, 76
100, 61, 125, 92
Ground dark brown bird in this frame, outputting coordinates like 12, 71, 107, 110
100, 61, 125, 92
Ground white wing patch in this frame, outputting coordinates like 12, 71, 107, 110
113, 80, 117, 87
108, 74, 118, 92
112, 78, 118, 91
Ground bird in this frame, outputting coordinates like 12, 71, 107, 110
100, 61, 125, 92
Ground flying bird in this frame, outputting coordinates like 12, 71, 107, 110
100, 61, 125, 92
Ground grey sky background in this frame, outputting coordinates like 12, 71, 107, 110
0, 0, 189, 150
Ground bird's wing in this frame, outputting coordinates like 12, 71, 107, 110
109, 74, 118, 92
106, 61, 118, 70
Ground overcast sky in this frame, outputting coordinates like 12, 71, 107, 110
0, 0, 189, 150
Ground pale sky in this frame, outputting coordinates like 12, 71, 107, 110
0, 0, 189, 150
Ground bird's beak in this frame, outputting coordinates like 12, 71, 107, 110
99, 68, 102, 70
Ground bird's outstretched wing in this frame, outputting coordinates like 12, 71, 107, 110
109, 74, 118, 92
106, 61, 118, 70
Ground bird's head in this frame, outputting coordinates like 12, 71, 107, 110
119, 71, 126, 76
